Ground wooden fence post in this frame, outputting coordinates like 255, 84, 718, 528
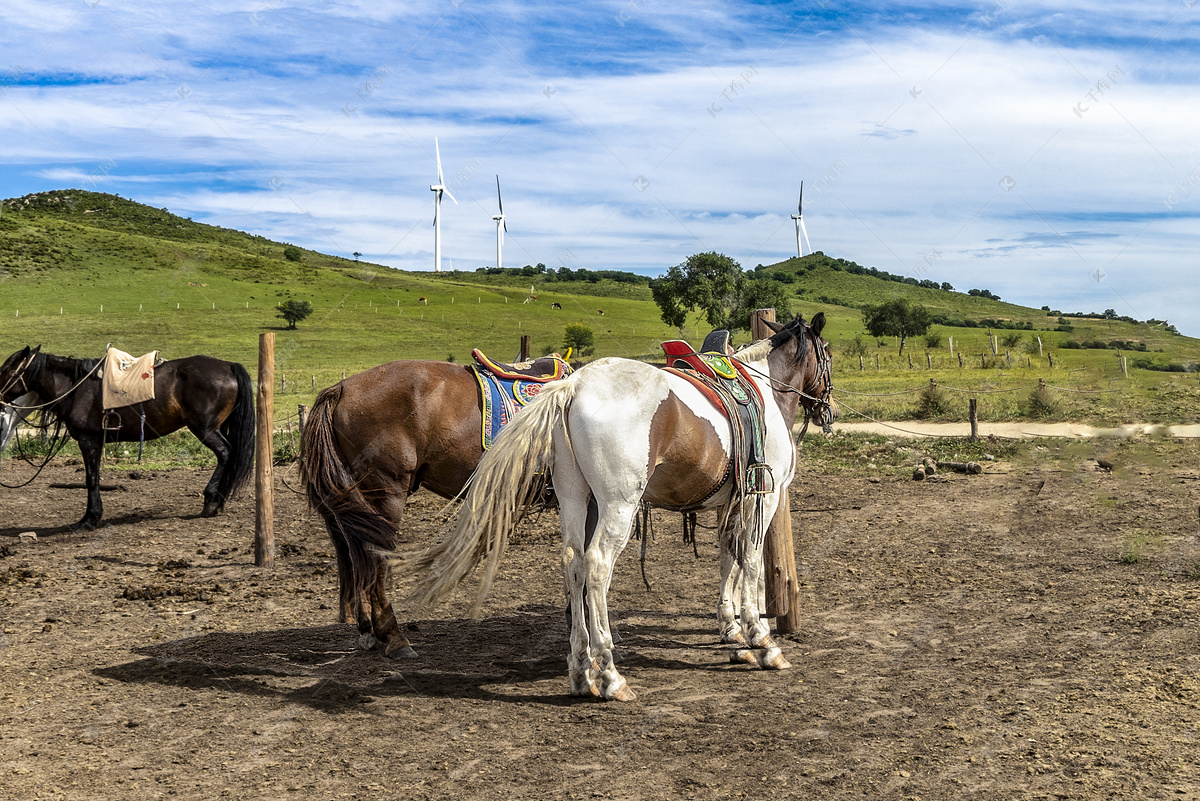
750, 308, 800, 632
519, 335, 531, 362
255, 333, 275, 568
969, 398, 978, 442
297, 403, 308, 434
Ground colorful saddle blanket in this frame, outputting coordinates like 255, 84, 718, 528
101, 348, 158, 410
470, 349, 573, 449
660, 332, 772, 501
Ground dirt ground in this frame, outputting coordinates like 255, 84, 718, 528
2, 439, 1200, 800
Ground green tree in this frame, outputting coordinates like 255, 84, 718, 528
277, 299, 313, 329
563, 323, 595, 356
862, 298, 932, 355
649, 252, 790, 334
283, 245, 303, 262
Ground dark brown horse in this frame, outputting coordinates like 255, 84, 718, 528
298, 360, 488, 658
0, 346, 255, 529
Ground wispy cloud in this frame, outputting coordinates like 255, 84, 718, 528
1, 1, 1198, 333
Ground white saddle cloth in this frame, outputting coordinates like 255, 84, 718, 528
102, 348, 158, 410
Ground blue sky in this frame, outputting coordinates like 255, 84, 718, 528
2, 1, 1198, 334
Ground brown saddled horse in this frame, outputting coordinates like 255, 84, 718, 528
299, 360, 493, 658
0, 346, 255, 529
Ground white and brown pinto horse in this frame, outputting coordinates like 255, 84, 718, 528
410, 314, 834, 700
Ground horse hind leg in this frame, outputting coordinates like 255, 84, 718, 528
192, 426, 232, 517
369, 553, 415, 659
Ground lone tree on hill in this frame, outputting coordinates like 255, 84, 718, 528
277, 299, 313, 329
650, 251, 791, 335
862, 298, 932, 355
562, 323, 595, 356
283, 245, 303, 262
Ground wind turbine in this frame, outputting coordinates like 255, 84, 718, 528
430, 138, 457, 272
492, 176, 507, 271
791, 181, 812, 258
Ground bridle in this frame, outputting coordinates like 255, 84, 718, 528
738, 320, 835, 436
795, 326, 834, 437
0, 350, 38, 402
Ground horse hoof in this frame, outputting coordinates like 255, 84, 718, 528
731, 648, 759, 665
385, 644, 418, 659
356, 633, 377, 651
721, 631, 747, 646
605, 680, 636, 702
759, 647, 791, 671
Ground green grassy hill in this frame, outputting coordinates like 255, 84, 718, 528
2, 189, 1197, 426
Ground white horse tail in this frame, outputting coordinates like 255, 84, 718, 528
406, 377, 579, 616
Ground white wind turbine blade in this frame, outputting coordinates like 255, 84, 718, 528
497, 176, 507, 231
435, 137, 443, 184
798, 216, 812, 256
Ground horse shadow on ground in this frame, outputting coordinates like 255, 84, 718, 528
94, 605, 734, 712
0, 511, 182, 539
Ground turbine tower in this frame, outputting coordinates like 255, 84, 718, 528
492, 176, 507, 271
791, 181, 811, 258
430, 138, 457, 272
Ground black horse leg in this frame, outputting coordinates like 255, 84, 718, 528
193, 427, 232, 517
324, 521, 357, 624
76, 436, 104, 530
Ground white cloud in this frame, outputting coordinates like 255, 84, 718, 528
1, 1, 1198, 333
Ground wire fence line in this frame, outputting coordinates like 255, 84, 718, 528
833, 378, 1129, 400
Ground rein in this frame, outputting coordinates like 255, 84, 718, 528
1, 356, 103, 412
736, 326, 834, 409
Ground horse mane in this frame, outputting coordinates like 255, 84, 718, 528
736, 315, 808, 364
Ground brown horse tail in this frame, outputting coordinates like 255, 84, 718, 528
217, 361, 256, 501
403, 377, 579, 616
299, 385, 398, 604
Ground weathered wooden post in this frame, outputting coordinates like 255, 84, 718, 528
255, 333, 275, 568
751, 308, 801, 632
1037, 336, 1043, 357
958, 352, 964, 368
859, 354, 864, 371
297, 403, 308, 434
519, 335, 531, 362
926, 352, 932, 369
969, 398, 979, 442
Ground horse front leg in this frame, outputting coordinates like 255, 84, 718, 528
734, 515, 791, 671
76, 436, 104, 530
716, 515, 745, 645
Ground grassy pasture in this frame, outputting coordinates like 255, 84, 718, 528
1, 190, 1198, 426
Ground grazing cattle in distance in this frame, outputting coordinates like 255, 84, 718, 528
597, 309, 604, 316
418, 297, 428, 305
551, 302, 562, 310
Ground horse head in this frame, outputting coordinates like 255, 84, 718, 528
763, 314, 836, 434
0, 345, 40, 403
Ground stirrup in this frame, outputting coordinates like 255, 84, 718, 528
745, 462, 775, 495
101, 410, 121, 432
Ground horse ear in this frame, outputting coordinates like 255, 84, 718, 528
810, 312, 826, 337
762, 319, 784, 333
